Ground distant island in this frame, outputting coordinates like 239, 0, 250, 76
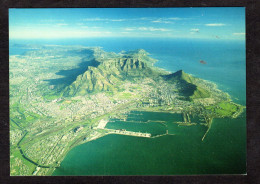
10, 45, 244, 176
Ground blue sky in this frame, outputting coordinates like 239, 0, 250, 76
9, 8, 245, 40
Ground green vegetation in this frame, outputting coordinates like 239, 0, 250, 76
163, 70, 210, 101
206, 101, 240, 117
190, 86, 210, 100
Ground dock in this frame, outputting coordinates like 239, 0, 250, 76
94, 119, 109, 129
94, 119, 151, 138
105, 128, 151, 138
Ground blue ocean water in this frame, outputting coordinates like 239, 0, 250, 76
10, 38, 246, 105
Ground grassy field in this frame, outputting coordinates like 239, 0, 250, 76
206, 101, 239, 117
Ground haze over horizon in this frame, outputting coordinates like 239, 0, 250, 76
9, 8, 245, 40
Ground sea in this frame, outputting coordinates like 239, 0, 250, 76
9, 37, 246, 175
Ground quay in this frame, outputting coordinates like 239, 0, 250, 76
105, 128, 151, 138
94, 119, 109, 129
94, 119, 151, 138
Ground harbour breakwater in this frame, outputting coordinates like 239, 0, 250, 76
94, 119, 151, 138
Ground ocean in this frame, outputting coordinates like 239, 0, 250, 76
9, 37, 246, 175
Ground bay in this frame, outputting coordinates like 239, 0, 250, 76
53, 111, 246, 175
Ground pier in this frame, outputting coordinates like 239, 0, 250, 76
105, 128, 151, 138
201, 116, 213, 141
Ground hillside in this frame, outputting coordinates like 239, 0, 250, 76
163, 70, 210, 100
62, 50, 161, 96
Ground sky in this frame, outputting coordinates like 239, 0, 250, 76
9, 8, 245, 40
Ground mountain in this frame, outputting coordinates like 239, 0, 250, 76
62, 50, 159, 96
62, 49, 210, 101
163, 70, 210, 100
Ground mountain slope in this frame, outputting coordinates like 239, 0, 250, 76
163, 70, 210, 100
62, 56, 158, 96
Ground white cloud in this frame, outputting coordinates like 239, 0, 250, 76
151, 20, 172, 24
80, 26, 103, 30
151, 20, 161, 23
151, 17, 183, 24
56, 23, 68, 26
40, 19, 64, 22
126, 27, 170, 32
190, 28, 199, 32
9, 29, 114, 39
76, 23, 84, 26
205, 23, 226, 27
138, 27, 148, 31
81, 26, 88, 29
124, 28, 135, 31
233, 32, 245, 36
81, 17, 182, 24
82, 18, 125, 22
82, 18, 103, 21
139, 27, 169, 31
111, 19, 125, 22
168, 17, 182, 20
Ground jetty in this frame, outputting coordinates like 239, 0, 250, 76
201, 116, 213, 141
105, 129, 151, 138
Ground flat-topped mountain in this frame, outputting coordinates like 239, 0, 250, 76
63, 57, 157, 96
62, 48, 211, 101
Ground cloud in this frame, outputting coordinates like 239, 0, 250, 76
111, 19, 125, 22
205, 23, 226, 27
151, 20, 172, 24
56, 23, 68, 26
40, 19, 64, 23
76, 23, 84, 26
125, 27, 170, 32
151, 20, 161, 23
233, 32, 245, 36
81, 26, 88, 29
124, 28, 135, 31
190, 28, 199, 32
82, 18, 125, 22
81, 17, 182, 24
146, 27, 169, 31
82, 18, 103, 21
151, 17, 183, 24
168, 17, 182, 20
10, 28, 114, 39
138, 27, 148, 31
80, 26, 104, 30
138, 27, 170, 31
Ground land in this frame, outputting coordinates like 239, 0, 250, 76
9, 45, 245, 176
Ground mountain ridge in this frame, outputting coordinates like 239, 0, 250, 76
62, 49, 210, 101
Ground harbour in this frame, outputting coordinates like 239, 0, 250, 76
53, 111, 246, 176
